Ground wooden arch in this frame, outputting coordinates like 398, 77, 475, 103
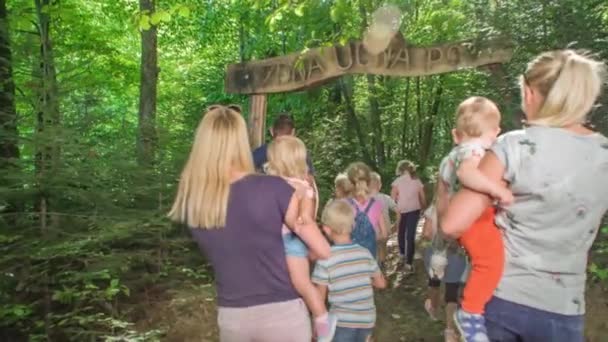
224, 36, 513, 148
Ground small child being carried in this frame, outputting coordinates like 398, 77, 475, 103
438, 97, 513, 342
267, 136, 337, 342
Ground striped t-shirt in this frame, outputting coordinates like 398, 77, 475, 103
312, 243, 379, 328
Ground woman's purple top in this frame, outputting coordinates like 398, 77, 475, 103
190, 174, 297, 308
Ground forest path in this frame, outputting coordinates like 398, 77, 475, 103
135, 223, 447, 342
134, 225, 608, 342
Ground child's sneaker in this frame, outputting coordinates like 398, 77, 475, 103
454, 309, 489, 342
315, 313, 337, 342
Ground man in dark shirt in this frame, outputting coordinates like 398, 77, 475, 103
252, 113, 315, 175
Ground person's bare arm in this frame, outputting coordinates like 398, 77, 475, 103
371, 271, 387, 289
378, 212, 388, 240
435, 180, 449, 224
457, 156, 513, 205
285, 194, 331, 259
316, 283, 328, 301
422, 213, 434, 241
441, 152, 506, 238
418, 186, 427, 210
391, 185, 399, 202
300, 196, 315, 224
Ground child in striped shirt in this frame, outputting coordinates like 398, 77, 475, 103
313, 200, 387, 342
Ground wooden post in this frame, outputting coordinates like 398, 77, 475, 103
248, 94, 267, 148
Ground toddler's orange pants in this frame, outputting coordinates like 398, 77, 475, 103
458, 207, 504, 314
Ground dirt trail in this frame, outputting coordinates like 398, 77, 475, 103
135, 227, 446, 342
135, 229, 607, 341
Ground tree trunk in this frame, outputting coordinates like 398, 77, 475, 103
34, 0, 60, 229
400, 79, 410, 155
0, 0, 20, 223
419, 77, 444, 168
339, 78, 373, 167
414, 76, 422, 157
33, 1, 59, 338
137, 0, 158, 167
366, 75, 385, 168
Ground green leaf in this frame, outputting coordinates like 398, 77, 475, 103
178, 6, 191, 18
139, 15, 151, 30
330, 7, 339, 22
295, 4, 305, 17
161, 11, 172, 22
150, 12, 163, 25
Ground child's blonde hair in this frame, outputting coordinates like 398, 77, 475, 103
267, 136, 308, 179
322, 199, 355, 235
455, 96, 501, 138
371, 172, 382, 184
334, 173, 353, 197
523, 49, 606, 127
347, 162, 372, 199
395, 160, 418, 178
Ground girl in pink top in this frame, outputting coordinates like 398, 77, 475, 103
346, 162, 388, 242
391, 160, 427, 272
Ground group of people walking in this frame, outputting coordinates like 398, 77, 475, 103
168, 49, 608, 342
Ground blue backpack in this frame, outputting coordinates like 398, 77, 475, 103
348, 198, 377, 258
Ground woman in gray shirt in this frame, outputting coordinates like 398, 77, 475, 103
442, 50, 607, 342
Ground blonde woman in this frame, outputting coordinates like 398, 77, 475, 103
346, 162, 388, 259
169, 105, 331, 342
267, 136, 337, 342
392, 160, 426, 272
442, 50, 608, 342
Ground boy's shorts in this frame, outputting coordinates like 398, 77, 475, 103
283, 232, 308, 258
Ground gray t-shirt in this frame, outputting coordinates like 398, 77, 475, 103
491, 126, 608, 315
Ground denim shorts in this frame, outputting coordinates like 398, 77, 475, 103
485, 296, 584, 342
283, 232, 308, 258
332, 327, 372, 342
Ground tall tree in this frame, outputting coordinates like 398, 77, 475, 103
0, 0, 20, 222
137, 0, 158, 166
366, 75, 385, 168
34, 0, 60, 230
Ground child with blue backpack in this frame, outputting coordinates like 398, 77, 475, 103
345, 162, 388, 258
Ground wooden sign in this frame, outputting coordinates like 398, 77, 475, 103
225, 37, 513, 94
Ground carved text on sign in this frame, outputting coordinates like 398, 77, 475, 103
225, 38, 513, 94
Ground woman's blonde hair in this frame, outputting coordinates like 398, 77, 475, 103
455, 96, 501, 137
168, 105, 254, 228
346, 162, 372, 199
395, 160, 418, 178
522, 49, 606, 127
334, 173, 353, 198
267, 136, 308, 179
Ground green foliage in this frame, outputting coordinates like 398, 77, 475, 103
1, 0, 607, 339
